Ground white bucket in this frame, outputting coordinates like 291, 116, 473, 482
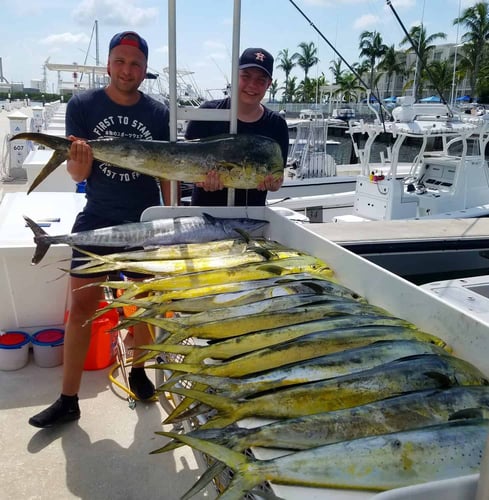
31, 329, 64, 368
0, 331, 31, 371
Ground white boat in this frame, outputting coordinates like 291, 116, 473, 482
272, 97, 489, 224
271, 110, 378, 205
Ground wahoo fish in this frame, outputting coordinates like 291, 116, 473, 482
23, 213, 267, 264
11, 132, 284, 194
161, 419, 489, 498
164, 353, 488, 428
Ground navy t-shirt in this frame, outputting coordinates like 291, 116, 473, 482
66, 88, 170, 223
185, 97, 289, 206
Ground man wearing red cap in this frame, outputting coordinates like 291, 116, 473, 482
29, 31, 170, 428
185, 47, 289, 206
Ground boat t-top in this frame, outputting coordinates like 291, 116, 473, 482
338, 95, 489, 222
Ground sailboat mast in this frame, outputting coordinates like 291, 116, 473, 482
95, 20, 99, 67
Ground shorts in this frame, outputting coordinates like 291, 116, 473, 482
69, 212, 148, 279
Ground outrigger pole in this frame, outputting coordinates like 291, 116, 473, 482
287, 0, 389, 125
385, 0, 453, 115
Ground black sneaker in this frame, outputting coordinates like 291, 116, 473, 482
29, 396, 80, 428
129, 368, 155, 400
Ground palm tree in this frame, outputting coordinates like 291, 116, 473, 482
358, 31, 388, 93
276, 48, 296, 103
268, 79, 279, 102
335, 72, 363, 102
329, 58, 343, 84
453, 1, 489, 98
284, 76, 299, 103
399, 24, 446, 101
377, 45, 405, 98
293, 41, 319, 88
426, 60, 455, 97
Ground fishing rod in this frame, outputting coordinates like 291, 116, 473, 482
288, 0, 389, 123
385, 0, 453, 116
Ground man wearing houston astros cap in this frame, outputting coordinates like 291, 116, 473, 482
29, 31, 170, 428
185, 46, 289, 206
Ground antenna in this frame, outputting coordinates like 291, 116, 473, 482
385, 0, 452, 115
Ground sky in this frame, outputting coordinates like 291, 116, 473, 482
0, 0, 482, 99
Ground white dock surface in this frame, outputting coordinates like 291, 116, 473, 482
307, 217, 489, 245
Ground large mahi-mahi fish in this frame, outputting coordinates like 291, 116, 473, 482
10, 132, 284, 194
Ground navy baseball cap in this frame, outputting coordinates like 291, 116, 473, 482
239, 48, 274, 79
109, 31, 148, 60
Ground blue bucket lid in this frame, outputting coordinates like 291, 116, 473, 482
0, 331, 30, 349
32, 328, 64, 347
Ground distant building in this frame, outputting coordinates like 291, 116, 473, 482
375, 42, 471, 101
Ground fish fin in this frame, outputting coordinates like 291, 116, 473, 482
255, 263, 290, 276
154, 362, 202, 384
248, 240, 275, 260
23, 215, 51, 264
163, 381, 210, 423
180, 461, 227, 500
202, 212, 217, 224
28, 149, 70, 194
448, 408, 486, 421
233, 227, 252, 242
151, 434, 185, 453
162, 385, 239, 422
139, 344, 194, 357
159, 428, 254, 469
160, 431, 263, 499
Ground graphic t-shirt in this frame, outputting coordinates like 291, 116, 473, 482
66, 88, 170, 223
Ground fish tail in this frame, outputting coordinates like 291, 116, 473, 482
162, 381, 209, 424
180, 461, 227, 500
159, 431, 261, 499
152, 433, 186, 453
11, 133, 71, 194
162, 385, 239, 424
23, 215, 52, 264
154, 362, 202, 384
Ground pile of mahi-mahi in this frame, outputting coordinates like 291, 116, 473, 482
75, 234, 489, 500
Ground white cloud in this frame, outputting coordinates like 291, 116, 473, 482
39, 33, 90, 46
73, 0, 158, 26
354, 14, 380, 30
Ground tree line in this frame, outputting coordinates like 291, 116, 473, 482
270, 1, 489, 104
